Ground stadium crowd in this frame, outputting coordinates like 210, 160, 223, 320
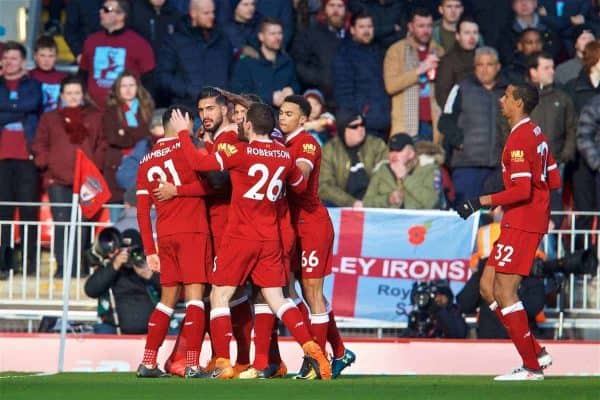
0, 0, 599, 379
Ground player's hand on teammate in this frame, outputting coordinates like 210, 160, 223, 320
146, 254, 161, 272
153, 179, 177, 201
456, 197, 481, 220
170, 108, 191, 134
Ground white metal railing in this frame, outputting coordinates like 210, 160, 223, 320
0, 204, 598, 323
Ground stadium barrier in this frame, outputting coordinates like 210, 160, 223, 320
0, 333, 599, 375
0, 203, 598, 336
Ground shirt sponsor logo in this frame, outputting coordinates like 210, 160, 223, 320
511, 150, 525, 163
220, 143, 238, 157
302, 143, 317, 155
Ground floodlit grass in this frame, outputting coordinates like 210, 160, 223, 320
1, 373, 598, 400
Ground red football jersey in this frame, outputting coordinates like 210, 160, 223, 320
205, 126, 238, 240
136, 137, 209, 255
495, 118, 559, 234
285, 129, 330, 224
178, 131, 307, 241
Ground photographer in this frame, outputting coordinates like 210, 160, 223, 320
84, 228, 161, 334
405, 281, 468, 339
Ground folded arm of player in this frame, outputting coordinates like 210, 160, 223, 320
152, 178, 214, 202
296, 159, 313, 181
288, 164, 308, 194
486, 176, 532, 207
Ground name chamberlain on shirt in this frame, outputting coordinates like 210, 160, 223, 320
332, 257, 471, 282
140, 142, 181, 163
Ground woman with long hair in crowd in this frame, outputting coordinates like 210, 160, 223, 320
102, 70, 154, 220
32, 74, 105, 278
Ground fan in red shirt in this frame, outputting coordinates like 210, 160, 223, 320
278, 95, 355, 379
173, 104, 332, 380
457, 83, 561, 381
135, 105, 213, 379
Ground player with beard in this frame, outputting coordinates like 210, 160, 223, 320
157, 87, 253, 377
278, 95, 355, 379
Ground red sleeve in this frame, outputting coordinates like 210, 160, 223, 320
490, 135, 532, 206
287, 164, 307, 194
79, 37, 91, 71
295, 137, 319, 172
490, 178, 532, 206
135, 168, 156, 255
176, 179, 214, 196
547, 153, 561, 190
177, 130, 222, 171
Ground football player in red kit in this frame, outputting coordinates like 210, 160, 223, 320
278, 95, 355, 379
457, 83, 561, 381
172, 104, 332, 380
135, 105, 213, 378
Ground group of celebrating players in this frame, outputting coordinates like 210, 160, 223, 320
134, 80, 562, 381
134, 87, 354, 380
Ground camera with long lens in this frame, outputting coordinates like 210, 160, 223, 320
406, 280, 446, 337
530, 247, 598, 278
83, 228, 145, 269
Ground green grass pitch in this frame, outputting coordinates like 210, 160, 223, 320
1, 373, 598, 400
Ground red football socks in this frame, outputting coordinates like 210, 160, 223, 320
182, 300, 205, 367
210, 307, 233, 360
230, 298, 253, 366
310, 312, 329, 352
277, 300, 312, 345
327, 307, 346, 359
142, 303, 173, 366
253, 304, 274, 370
502, 302, 541, 370
493, 300, 542, 356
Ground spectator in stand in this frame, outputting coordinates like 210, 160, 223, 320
528, 51, 577, 166
302, 89, 336, 146
498, 0, 561, 65
293, 0, 323, 30
383, 8, 444, 143
157, 0, 232, 109
469, 0, 512, 52
333, 9, 390, 139
256, 0, 294, 48
555, 26, 595, 85
64, 0, 102, 60
223, 0, 262, 58
129, 0, 181, 63
291, 0, 349, 110
168, 0, 232, 23
29, 36, 67, 113
0, 42, 42, 276
435, 15, 480, 108
363, 133, 445, 209
319, 109, 388, 207
502, 28, 544, 84
79, 0, 156, 109
231, 17, 300, 107
116, 108, 165, 192
565, 40, 600, 113
32, 75, 105, 278
438, 46, 507, 205
102, 71, 154, 218
538, 0, 590, 54
433, 0, 464, 52
43, 0, 65, 36
348, 0, 406, 49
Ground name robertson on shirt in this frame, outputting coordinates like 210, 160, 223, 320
140, 142, 181, 164
246, 146, 291, 159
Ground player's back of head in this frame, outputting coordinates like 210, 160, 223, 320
283, 94, 311, 117
162, 104, 195, 133
246, 103, 275, 136
511, 83, 539, 115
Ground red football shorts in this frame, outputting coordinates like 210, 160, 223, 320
291, 219, 334, 279
157, 232, 212, 286
280, 219, 296, 284
488, 227, 543, 276
213, 237, 286, 288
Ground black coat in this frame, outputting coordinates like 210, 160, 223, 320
129, 0, 181, 56
64, 0, 102, 57
291, 21, 345, 109
348, 0, 406, 49
565, 70, 600, 114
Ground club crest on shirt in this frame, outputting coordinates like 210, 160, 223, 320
511, 150, 525, 163
302, 143, 317, 155
219, 143, 238, 157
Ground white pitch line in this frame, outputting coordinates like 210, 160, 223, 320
0, 372, 57, 379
